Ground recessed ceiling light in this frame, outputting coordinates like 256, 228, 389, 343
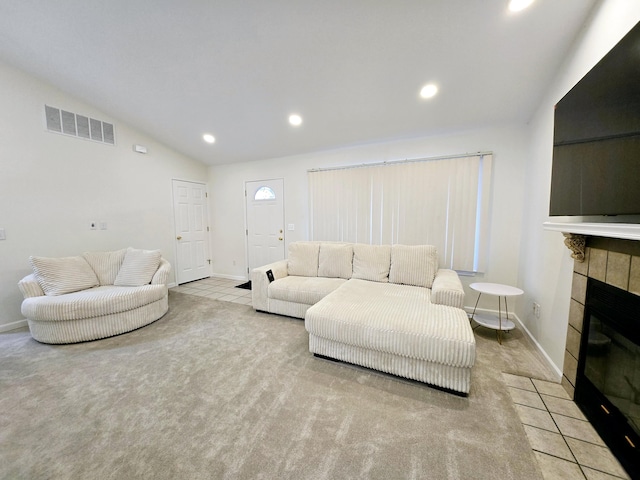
508, 0, 534, 12
202, 133, 215, 144
420, 84, 438, 99
289, 114, 302, 126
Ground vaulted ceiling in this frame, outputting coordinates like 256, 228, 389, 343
0, 1, 598, 165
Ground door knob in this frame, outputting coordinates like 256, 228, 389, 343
177, 236, 182, 240
279, 237, 283, 241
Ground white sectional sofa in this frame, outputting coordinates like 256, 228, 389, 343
18, 247, 170, 344
252, 242, 476, 394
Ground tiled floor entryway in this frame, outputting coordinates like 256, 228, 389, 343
170, 277, 252, 305
503, 373, 630, 480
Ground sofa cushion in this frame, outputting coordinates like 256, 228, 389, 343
114, 248, 162, 287
287, 242, 319, 277
318, 243, 353, 279
29, 255, 99, 296
268, 276, 347, 305
83, 249, 127, 285
21, 284, 168, 321
305, 279, 475, 368
352, 244, 391, 283
389, 244, 438, 288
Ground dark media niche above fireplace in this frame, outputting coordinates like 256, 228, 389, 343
575, 278, 640, 479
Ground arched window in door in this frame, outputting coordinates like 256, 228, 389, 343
254, 186, 276, 200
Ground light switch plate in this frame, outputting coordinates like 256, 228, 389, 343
0, 228, 5, 240
288, 224, 295, 231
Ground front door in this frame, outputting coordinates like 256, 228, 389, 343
245, 179, 285, 273
172, 180, 211, 284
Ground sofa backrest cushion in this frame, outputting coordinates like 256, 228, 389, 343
82, 249, 127, 285
114, 247, 162, 286
29, 255, 99, 296
352, 244, 391, 283
318, 243, 353, 279
389, 244, 438, 288
287, 242, 319, 277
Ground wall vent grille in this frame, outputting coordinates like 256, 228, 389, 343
45, 105, 115, 145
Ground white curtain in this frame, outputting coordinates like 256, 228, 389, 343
309, 153, 492, 272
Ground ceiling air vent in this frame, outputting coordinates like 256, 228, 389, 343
44, 105, 115, 145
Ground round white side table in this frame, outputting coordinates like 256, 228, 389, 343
469, 282, 524, 344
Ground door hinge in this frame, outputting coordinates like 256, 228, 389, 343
247, 268, 249, 274
207, 226, 210, 232
205, 192, 208, 198
207, 259, 211, 265
246, 229, 248, 235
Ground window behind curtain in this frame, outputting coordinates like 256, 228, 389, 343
308, 153, 492, 273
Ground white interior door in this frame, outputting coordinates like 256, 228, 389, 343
173, 180, 211, 284
245, 179, 285, 273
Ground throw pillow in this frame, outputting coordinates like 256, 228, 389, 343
114, 248, 162, 286
389, 244, 438, 288
318, 243, 353, 279
287, 242, 320, 277
82, 248, 127, 285
29, 255, 99, 296
352, 244, 391, 283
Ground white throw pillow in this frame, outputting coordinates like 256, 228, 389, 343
352, 244, 391, 283
389, 244, 438, 288
318, 243, 353, 279
287, 242, 319, 277
82, 249, 127, 285
114, 248, 162, 286
29, 255, 99, 296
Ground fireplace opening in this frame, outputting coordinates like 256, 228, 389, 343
575, 278, 639, 478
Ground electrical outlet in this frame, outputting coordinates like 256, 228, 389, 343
533, 302, 541, 318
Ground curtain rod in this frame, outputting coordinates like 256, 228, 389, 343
307, 151, 493, 173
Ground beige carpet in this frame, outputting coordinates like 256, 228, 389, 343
1, 291, 557, 479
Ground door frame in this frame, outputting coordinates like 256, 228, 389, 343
171, 178, 212, 284
244, 177, 285, 278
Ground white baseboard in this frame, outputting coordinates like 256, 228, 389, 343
0, 319, 28, 333
210, 273, 247, 282
465, 306, 562, 381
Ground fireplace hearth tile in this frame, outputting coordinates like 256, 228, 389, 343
628, 255, 640, 296
572, 272, 588, 304
502, 372, 536, 391
569, 299, 585, 333
589, 248, 608, 282
542, 394, 586, 420
551, 413, 605, 446
565, 326, 582, 362
582, 466, 628, 480
565, 438, 630, 479
515, 404, 559, 432
533, 451, 586, 480
532, 378, 572, 399
605, 252, 631, 291
508, 386, 546, 410
524, 424, 575, 461
564, 350, 579, 386
575, 248, 590, 275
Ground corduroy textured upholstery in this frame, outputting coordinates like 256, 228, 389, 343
18, 251, 171, 344
251, 241, 474, 394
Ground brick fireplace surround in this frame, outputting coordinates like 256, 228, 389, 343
562, 236, 640, 397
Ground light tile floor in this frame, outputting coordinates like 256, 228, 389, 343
502, 373, 631, 480
170, 277, 253, 306
168, 282, 633, 480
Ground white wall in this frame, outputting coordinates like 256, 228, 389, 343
209, 123, 529, 303
0, 61, 209, 330
518, 1, 640, 371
